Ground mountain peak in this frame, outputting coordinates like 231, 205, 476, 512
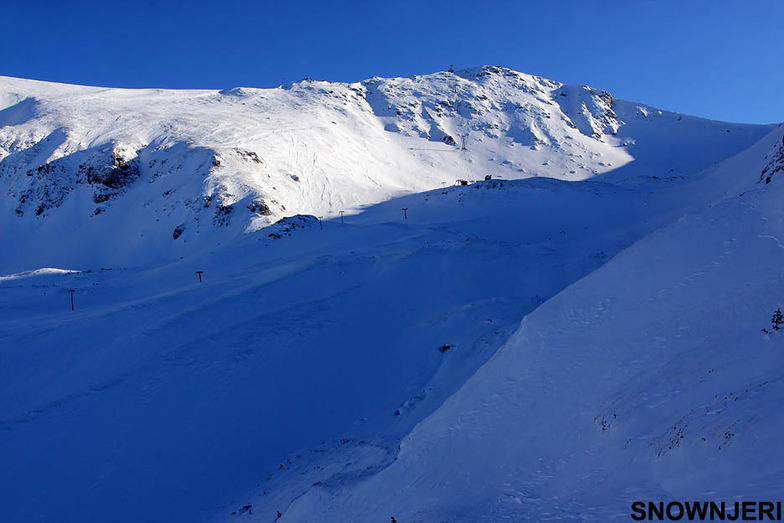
0, 70, 774, 271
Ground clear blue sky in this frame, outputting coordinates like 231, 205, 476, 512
2, 0, 782, 123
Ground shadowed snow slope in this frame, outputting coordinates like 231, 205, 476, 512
0, 69, 781, 522
252, 127, 784, 522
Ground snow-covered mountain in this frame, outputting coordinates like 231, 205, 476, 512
0, 66, 771, 271
1, 68, 782, 523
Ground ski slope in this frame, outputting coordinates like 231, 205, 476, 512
0, 68, 781, 522
233, 125, 784, 522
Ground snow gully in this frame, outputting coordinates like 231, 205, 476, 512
631, 501, 783, 521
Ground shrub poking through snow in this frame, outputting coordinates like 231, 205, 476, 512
772, 308, 784, 331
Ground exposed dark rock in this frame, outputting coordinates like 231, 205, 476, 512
214, 203, 233, 227
80, 154, 141, 190
235, 149, 263, 164
247, 198, 272, 215
760, 138, 784, 184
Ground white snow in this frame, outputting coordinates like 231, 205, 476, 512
0, 67, 782, 522
0, 268, 80, 281
0, 67, 771, 272
266, 124, 784, 522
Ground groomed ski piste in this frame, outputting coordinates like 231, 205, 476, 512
1, 66, 782, 522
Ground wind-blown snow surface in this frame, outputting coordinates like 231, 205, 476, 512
0, 68, 782, 522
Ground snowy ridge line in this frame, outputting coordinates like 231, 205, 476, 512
0, 67, 774, 272
0, 268, 80, 281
